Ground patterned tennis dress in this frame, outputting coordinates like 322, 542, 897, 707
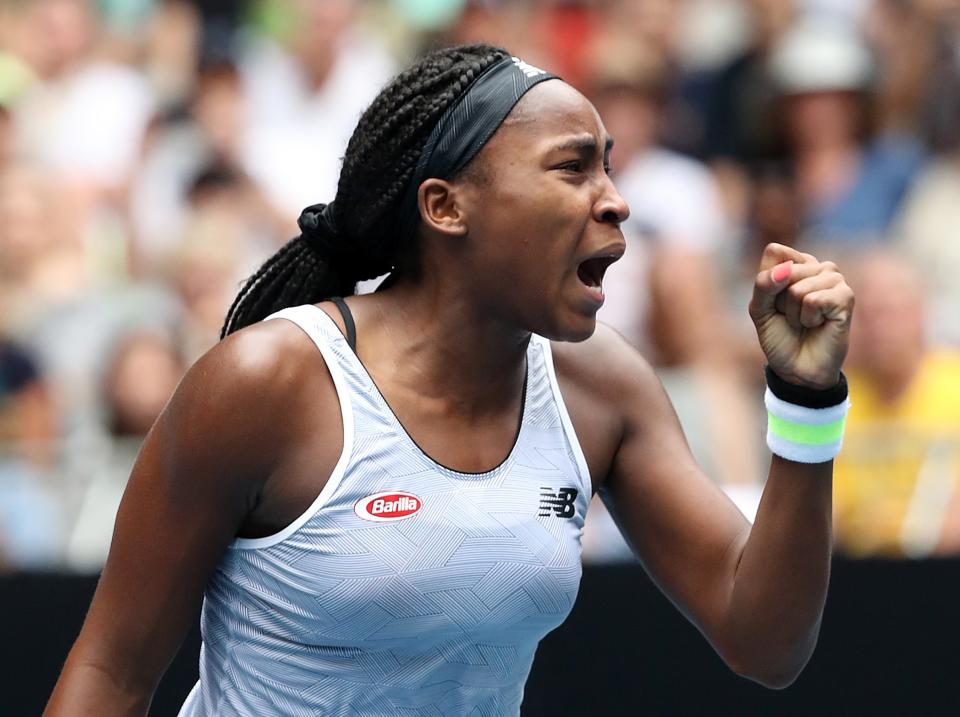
178, 304, 591, 716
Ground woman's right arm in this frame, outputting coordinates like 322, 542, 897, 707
45, 322, 310, 716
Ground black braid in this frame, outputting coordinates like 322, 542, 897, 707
220, 236, 304, 336
220, 44, 510, 338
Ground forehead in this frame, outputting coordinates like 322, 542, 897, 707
498, 80, 607, 144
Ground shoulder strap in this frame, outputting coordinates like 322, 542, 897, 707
330, 297, 357, 353
532, 335, 593, 495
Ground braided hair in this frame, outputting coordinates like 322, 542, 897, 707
220, 43, 510, 338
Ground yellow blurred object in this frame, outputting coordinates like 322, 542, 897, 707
0, 52, 36, 107
834, 352, 960, 557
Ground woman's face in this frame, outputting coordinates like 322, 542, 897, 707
451, 81, 630, 342
782, 91, 862, 150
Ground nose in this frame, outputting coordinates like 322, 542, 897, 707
594, 174, 630, 226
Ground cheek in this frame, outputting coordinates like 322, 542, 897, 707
501, 176, 587, 241
466, 167, 590, 300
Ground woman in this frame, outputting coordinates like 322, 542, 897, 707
46, 44, 853, 716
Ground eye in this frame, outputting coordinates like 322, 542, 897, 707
557, 160, 583, 173
603, 163, 612, 175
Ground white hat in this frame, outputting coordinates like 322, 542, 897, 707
769, 16, 873, 95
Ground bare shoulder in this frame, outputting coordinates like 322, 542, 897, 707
160, 316, 337, 481
548, 322, 661, 408
188, 317, 324, 397
547, 323, 666, 490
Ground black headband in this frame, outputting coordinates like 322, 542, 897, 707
398, 55, 560, 242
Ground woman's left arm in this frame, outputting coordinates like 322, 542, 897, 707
590, 243, 853, 689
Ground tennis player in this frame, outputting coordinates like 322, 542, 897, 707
46, 44, 853, 716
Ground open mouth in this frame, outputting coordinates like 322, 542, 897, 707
576, 255, 619, 289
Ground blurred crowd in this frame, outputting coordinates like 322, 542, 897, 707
1, 0, 959, 571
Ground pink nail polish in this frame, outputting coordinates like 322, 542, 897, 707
772, 261, 793, 283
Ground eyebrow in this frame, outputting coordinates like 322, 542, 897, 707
549, 135, 615, 155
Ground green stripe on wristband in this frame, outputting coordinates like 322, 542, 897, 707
767, 413, 846, 445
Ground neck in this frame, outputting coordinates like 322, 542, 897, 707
356, 278, 530, 419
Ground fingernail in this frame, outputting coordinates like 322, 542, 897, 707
772, 261, 793, 283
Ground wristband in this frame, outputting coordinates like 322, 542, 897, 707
764, 367, 850, 463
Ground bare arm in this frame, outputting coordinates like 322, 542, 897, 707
565, 244, 852, 688
44, 321, 326, 715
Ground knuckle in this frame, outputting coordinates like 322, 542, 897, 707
837, 284, 855, 303
761, 243, 789, 264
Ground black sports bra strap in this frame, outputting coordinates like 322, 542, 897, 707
330, 297, 357, 352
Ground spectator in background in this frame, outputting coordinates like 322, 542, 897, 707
865, 0, 939, 139
0, 160, 172, 443
7, 0, 154, 199
884, 1, 960, 347
191, 0, 244, 65
142, 0, 202, 109
833, 252, 960, 557
700, 0, 797, 222
594, 0, 711, 156
746, 163, 803, 255
0, 338, 63, 570
767, 15, 926, 248
239, 0, 396, 215
0, 162, 88, 335
864, 0, 960, 150
0, 0, 44, 106
915, 0, 960, 153
441, 0, 550, 77
894, 145, 960, 347
129, 60, 289, 279
1, 0, 156, 298
66, 329, 186, 571
168, 164, 274, 362
0, 148, 183, 460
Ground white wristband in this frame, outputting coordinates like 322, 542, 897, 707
765, 388, 851, 463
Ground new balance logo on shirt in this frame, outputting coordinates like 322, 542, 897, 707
512, 56, 546, 78
539, 487, 578, 518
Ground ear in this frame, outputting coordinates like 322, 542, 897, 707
418, 178, 468, 237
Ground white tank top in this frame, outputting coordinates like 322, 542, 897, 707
179, 303, 591, 716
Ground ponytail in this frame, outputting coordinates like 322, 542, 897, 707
219, 203, 386, 339
219, 44, 511, 339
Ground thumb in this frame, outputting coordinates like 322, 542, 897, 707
749, 260, 793, 319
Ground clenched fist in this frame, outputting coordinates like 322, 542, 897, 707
749, 243, 855, 390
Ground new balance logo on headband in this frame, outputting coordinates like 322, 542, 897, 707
512, 56, 546, 78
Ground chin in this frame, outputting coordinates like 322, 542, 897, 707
537, 313, 598, 343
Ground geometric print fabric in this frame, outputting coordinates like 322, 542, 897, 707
178, 304, 591, 716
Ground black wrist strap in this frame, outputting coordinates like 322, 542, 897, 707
765, 365, 848, 409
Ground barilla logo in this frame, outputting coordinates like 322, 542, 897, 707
354, 491, 422, 522
512, 56, 546, 78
